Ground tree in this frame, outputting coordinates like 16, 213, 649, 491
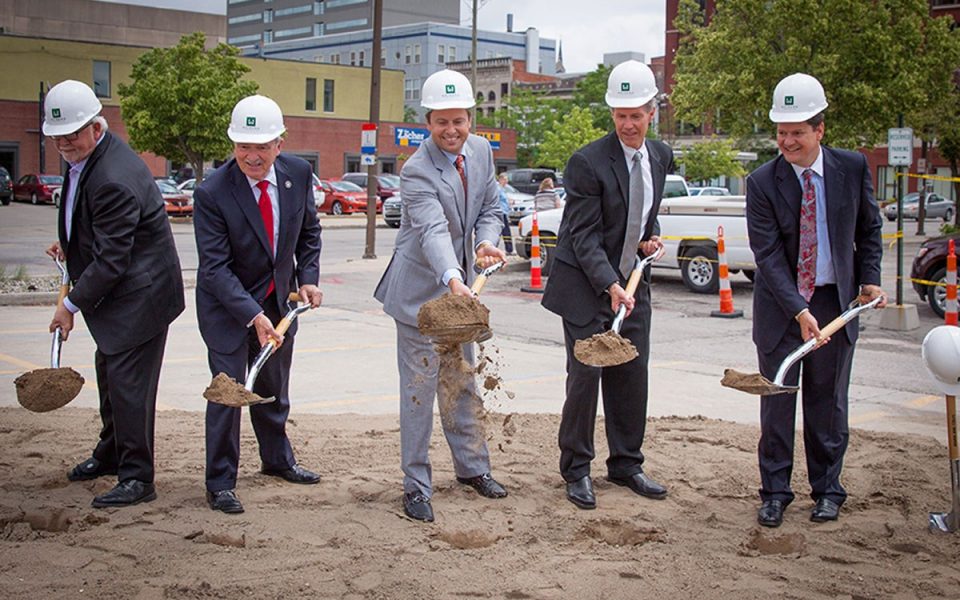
539, 106, 605, 171
677, 137, 746, 184
486, 88, 570, 167
403, 106, 418, 123
573, 64, 613, 133
671, 0, 960, 150
118, 32, 258, 181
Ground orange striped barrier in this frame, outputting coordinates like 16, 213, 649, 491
710, 225, 743, 318
521, 212, 544, 294
947, 239, 957, 326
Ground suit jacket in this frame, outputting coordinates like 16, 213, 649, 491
374, 134, 502, 327
542, 132, 673, 326
745, 146, 882, 354
193, 154, 322, 354
58, 131, 185, 355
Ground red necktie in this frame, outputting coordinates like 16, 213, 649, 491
256, 180, 275, 297
454, 154, 468, 200
797, 169, 817, 302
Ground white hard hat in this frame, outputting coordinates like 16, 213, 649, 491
769, 73, 828, 123
922, 325, 960, 396
42, 80, 102, 137
605, 60, 658, 108
228, 95, 286, 144
421, 69, 475, 110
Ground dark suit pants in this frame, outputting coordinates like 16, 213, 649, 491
757, 284, 855, 506
205, 295, 296, 492
559, 286, 651, 482
91, 328, 168, 484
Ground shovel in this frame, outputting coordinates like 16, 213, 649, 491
574, 248, 664, 368
418, 260, 506, 346
721, 296, 884, 396
14, 257, 85, 412
929, 393, 960, 533
203, 292, 314, 407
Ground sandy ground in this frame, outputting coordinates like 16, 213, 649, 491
1, 405, 959, 599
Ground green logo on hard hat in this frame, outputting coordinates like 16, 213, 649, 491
52, 108, 61, 119
621, 82, 630, 92
246, 116, 257, 127
445, 84, 456, 94
785, 95, 794, 106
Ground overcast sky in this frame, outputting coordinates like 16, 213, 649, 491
95, 0, 666, 73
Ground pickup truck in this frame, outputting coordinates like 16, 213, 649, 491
516, 195, 755, 293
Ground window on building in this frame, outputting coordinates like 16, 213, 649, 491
275, 4, 312, 17
326, 17, 367, 31
381, 56, 386, 66
93, 60, 111, 98
501, 82, 508, 96
228, 33, 261, 45
448, 46, 456, 62
488, 91, 496, 102
275, 26, 311, 39
350, 51, 356, 66
264, 9, 273, 22
229, 12, 263, 24
305, 78, 317, 111
414, 44, 421, 64
315, 54, 323, 62
438, 44, 445, 63
323, 79, 335, 112
313, 22, 324, 36
314, 1, 324, 15
264, 29, 274, 43
412, 79, 420, 100
404, 45, 411, 65
359, 50, 365, 67
331, 53, 341, 64
326, 0, 364, 6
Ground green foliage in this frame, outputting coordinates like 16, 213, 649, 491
488, 88, 571, 167
940, 222, 960, 235
403, 106, 418, 123
573, 64, 614, 132
671, 0, 960, 149
539, 107, 605, 171
677, 137, 746, 183
118, 32, 258, 181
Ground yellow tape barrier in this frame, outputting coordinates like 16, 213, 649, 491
895, 172, 960, 183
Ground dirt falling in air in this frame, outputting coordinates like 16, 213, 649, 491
14, 368, 85, 412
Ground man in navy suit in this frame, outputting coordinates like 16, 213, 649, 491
194, 95, 323, 514
746, 74, 886, 528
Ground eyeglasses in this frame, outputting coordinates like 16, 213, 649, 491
49, 121, 93, 142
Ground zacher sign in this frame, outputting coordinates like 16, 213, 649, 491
395, 127, 428, 147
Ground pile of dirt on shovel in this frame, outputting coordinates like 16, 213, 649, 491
417, 294, 490, 343
202, 373, 263, 407
14, 368, 85, 412
574, 330, 638, 367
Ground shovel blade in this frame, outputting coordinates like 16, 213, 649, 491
720, 369, 799, 396
204, 373, 276, 408
928, 511, 958, 533
14, 367, 85, 412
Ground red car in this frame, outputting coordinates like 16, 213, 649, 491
13, 173, 63, 205
156, 180, 192, 217
318, 179, 381, 215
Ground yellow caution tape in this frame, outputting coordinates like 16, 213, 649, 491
896, 172, 960, 183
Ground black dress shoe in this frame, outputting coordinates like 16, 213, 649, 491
810, 498, 841, 522
261, 463, 320, 484
456, 473, 508, 498
207, 489, 244, 514
566, 475, 596, 510
607, 471, 668, 499
758, 499, 785, 527
91, 480, 156, 508
403, 492, 434, 522
67, 457, 117, 482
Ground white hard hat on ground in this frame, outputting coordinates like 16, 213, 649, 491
42, 80, 103, 137
421, 69, 475, 110
605, 60, 658, 108
769, 73, 828, 123
228, 95, 286, 144
922, 325, 960, 396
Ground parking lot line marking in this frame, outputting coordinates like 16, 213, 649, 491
0, 353, 42, 370
849, 410, 890, 425
907, 395, 941, 408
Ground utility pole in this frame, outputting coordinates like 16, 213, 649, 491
38, 82, 46, 173
363, 0, 383, 259
917, 138, 927, 237
470, 0, 478, 131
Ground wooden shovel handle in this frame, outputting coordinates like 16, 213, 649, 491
288, 291, 303, 302
818, 313, 851, 340
948, 395, 959, 461
58, 284, 69, 307
470, 273, 488, 295
623, 261, 645, 297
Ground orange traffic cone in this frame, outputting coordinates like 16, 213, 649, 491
710, 225, 743, 318
521, 212, 544, 294
947, 239, 957, 326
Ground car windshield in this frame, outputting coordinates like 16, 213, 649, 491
663, 180, 689, 198
156, 181, 179, 194
330, 180, 364, 192
379, 175, 400, 187
40, 175, 64, 185
504, 184, 520, 194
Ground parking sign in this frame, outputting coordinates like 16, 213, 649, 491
888, 127, 913, 167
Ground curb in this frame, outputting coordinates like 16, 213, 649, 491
0, 292, 58, 307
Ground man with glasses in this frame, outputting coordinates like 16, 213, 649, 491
44, 80, 185, 508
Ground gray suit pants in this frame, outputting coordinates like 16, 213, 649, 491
396, 320, 491, 497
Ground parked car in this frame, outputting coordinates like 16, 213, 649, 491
502, 168, 558, 195
340, 172, 400, 201
156, 180, 192, 217
0, 166, 12, 205
689, 186, 730, 196
911, 232, 960, 317
318, 179, 380, 215
13, 173, 63, 205
884, 192, 954, 222
383, 195, 402, 228
177, 178, 197, 198
52, 186, 63, 208
503, 183, 536, 224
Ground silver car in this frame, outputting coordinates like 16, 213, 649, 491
884, 192, 954, 222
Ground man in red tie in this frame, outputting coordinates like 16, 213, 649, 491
193, 95, 323, 514
746, 74, 886, 528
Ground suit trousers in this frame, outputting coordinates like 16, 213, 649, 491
91, 328, 168, 484
558, 285, 651, 482
757, 284, 854, 505
205, 294, 296, 492
396, 320, 491, 497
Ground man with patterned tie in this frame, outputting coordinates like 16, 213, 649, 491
374, 69, 508, 523
746, 74, 886, 528
194, 95, 323, 514
541, 60, 673, 510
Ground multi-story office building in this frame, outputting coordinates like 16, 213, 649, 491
226, 0, 460, 47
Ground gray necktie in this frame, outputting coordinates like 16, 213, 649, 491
619, 150, 645, 279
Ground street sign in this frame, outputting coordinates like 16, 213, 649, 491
917, 158, 927, 172
361, 154, 376, 166
477, 131, 501, 150
361, 123, 377, 155
888, 127, 913, 167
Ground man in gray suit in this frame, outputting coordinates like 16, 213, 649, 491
374, 69, 508, 523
